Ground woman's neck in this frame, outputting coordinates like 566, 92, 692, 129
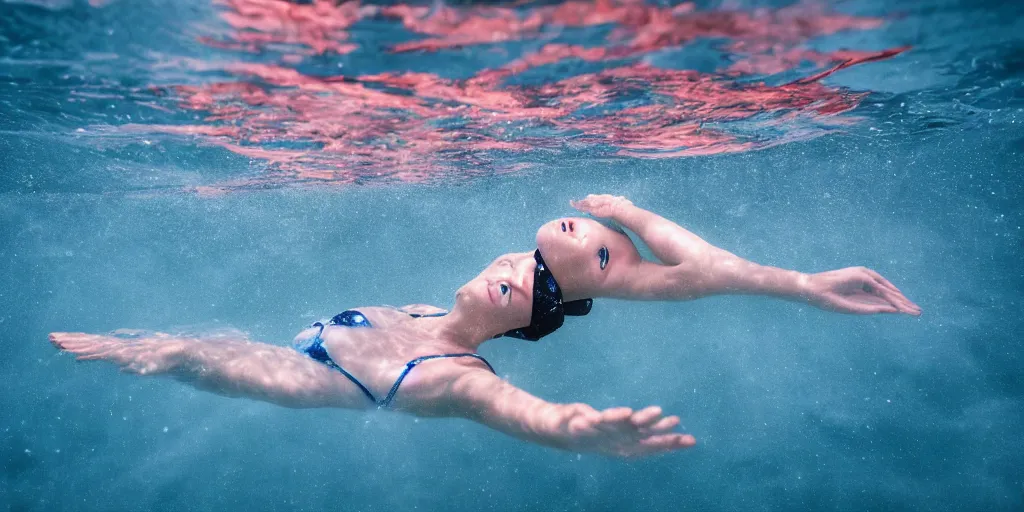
415, 306, 498, 352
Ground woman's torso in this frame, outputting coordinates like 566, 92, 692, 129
293, 306, 490, 411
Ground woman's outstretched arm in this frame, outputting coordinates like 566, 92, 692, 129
571, 194, 921, 315
437, 369, 695, 457
50, 331, 371, 409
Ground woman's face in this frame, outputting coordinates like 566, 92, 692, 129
455, 252, 535, 333
535, 217, 637, 297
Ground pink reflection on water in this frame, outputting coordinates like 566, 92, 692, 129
130, 0, 910, 191
381, 0, 883, 57
199, 0, 366, 55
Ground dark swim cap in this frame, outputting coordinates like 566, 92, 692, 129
504, 249, 592, 341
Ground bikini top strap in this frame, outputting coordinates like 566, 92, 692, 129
377, 353, 496, 409
406, 312, 448, 318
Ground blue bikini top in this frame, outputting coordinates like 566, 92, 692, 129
300, 310, 495, 409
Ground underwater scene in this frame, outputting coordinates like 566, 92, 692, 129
1, 0, 1022, 510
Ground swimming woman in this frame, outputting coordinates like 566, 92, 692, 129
536, 194, 921, 315
50, 251, 695, 458
49, 196, 918, 458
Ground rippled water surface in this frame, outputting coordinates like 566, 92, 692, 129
7, 0, 1014, 192
1, 0, 1022, 510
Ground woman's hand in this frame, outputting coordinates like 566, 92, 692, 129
804, 267, 922, 316
564, 404, 696, 457
447, 370, 694, 457
50, 332, 189, 375
570, 194, 633, 219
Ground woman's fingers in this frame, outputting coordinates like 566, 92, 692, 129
859, 268, 921, 315
597, 407, 634, 429
645, 415, 680, 433
571, 199, 599, 213
835, 271, 919, 316
75, 348, 120, 361
570, 201, 593, 215
586, 405, 694, 457
885, 287, 921, 315
634, 434, 697, 456
842, 297, 900, 314
630, 406, 663, 428
567, 413, 599, 436
879, 287, 920, 315
69, 342, 117, 357
602, 406, 682, 431
863, 268, 903, 294
50, 332, 98, 351
570, 194, 627, 217
861, 277, 921, 315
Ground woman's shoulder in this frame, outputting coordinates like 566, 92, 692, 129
389, 357, 495, 416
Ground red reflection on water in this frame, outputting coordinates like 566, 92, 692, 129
788, 46, 910, 84
200, 0, 366, 55
132, 0, 909, 191
381, 0, 882, 58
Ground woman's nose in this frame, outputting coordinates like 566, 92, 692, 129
516, 259, 534, 286
560, 219, 581, 240
496, 259, 518, 278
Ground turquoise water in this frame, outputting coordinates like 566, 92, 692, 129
2, 0, 1022, 510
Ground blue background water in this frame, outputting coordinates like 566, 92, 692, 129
2, 0, 1023, 510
